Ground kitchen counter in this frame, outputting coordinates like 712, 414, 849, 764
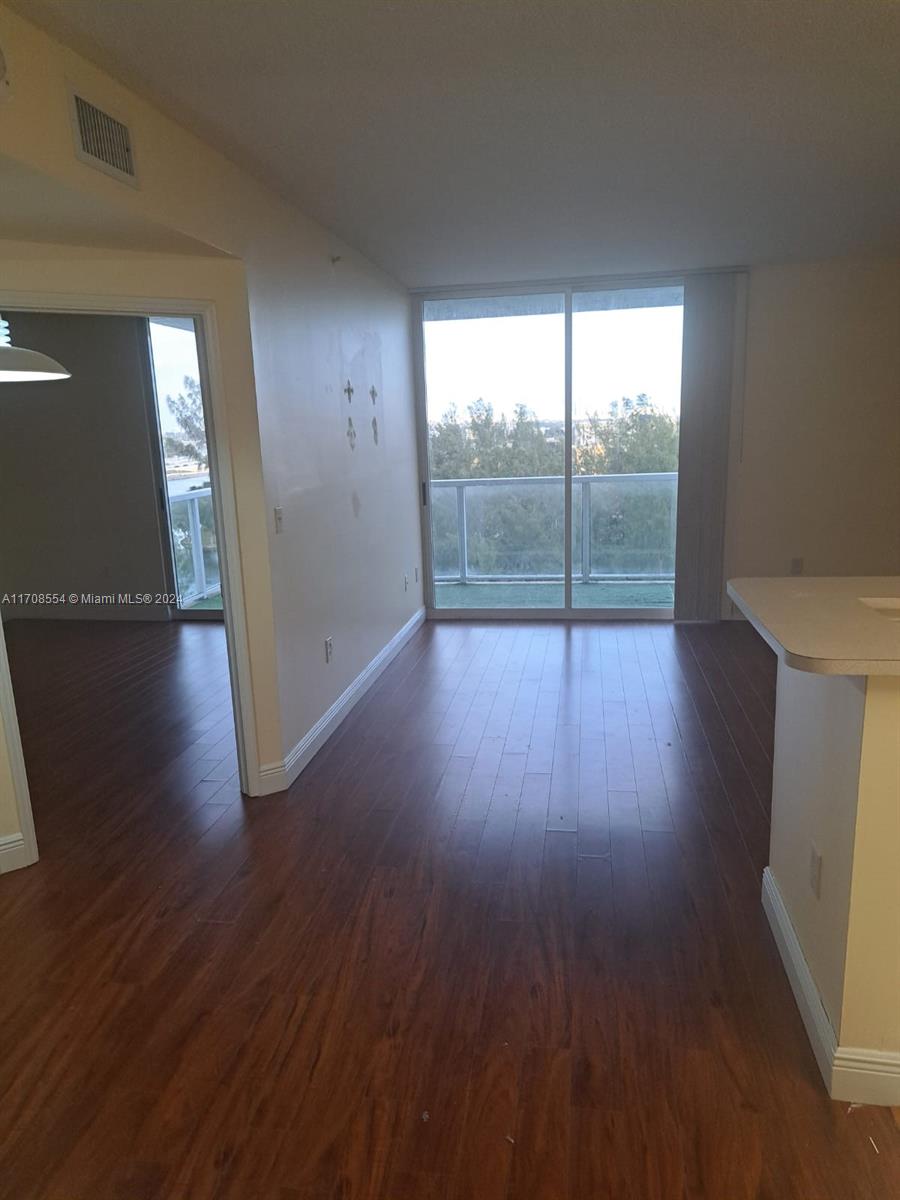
726, 575, 900, 1106
727, 576, 900, 675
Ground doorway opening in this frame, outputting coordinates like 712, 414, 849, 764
420, 285, 684, 616
0, 306, 246, 865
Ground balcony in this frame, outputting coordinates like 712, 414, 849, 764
168, 487, 223, 610
430, 472, 677, 610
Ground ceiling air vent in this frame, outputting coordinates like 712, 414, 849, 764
70, 90, 137, 185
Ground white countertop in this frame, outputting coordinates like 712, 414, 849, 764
727, 577, 900, 675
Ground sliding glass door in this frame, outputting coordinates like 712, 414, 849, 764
423, 295, 566, 610
421, 283, 684, 616
571, 287, 683, 611
147, 317, 223, 615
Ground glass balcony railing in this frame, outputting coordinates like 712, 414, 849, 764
430, 472, 677, 610
168, 487, 223, 609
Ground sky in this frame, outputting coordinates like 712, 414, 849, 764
423, 304, 684, 423
147, 319, 202, 436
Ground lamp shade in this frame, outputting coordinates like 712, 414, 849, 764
0, 315, 71, 382
0, 343, 71, 382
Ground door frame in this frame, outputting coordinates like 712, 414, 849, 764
413, 272, 685, 620
0, 288, 260, 870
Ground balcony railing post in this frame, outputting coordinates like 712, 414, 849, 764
187, 494, 207, 599
457, 482, 468, 583
580, 478, 591, 584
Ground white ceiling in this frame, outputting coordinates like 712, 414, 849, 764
9, 0, 900, 287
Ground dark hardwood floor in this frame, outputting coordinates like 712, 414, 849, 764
0, 618, 897, 1199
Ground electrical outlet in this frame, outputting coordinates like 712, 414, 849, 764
274, 505, 284, 534
404, 574, 409, 592
809, 844, 823, 898
790, 557, 804, 576
324, 636, 333, 664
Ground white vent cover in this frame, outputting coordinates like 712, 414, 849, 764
70, 89, 137, 185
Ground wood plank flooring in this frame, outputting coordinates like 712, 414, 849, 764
0, 618, 897, 1199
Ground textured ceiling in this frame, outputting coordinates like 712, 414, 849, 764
9, 0, 900, 286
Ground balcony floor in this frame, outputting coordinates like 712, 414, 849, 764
434, 579, 675, 609
185, 593, 224, 611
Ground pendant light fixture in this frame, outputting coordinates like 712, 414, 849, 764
0, 314, 70, 382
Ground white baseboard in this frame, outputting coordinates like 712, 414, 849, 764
256, 607, 426, 796
0, 832, 37, 874
762, 867, 900, 1105
761, 867, 838, 1085
831, 1046, 900, 1107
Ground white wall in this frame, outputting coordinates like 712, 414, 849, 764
769, 666, 865, 1029
0, 312, 171, 620
0, 7, 423, 797
769, 666, 900, 1066
842, 674, 900, 1052
246, 247, 422, 756
725, 257, 900, 598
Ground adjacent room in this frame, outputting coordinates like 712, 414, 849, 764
0, 3, 898, 1199
0, 309, 239, 861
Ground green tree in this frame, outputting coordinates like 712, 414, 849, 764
428, 403, 471, 478
575, 396, 679, 475
430, 394, 678, 480
164, 376, 208, 468
428, 399, 563, 480
466, 398, 506, 476
507, 403, 563, 476
428, 395, 680, 580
